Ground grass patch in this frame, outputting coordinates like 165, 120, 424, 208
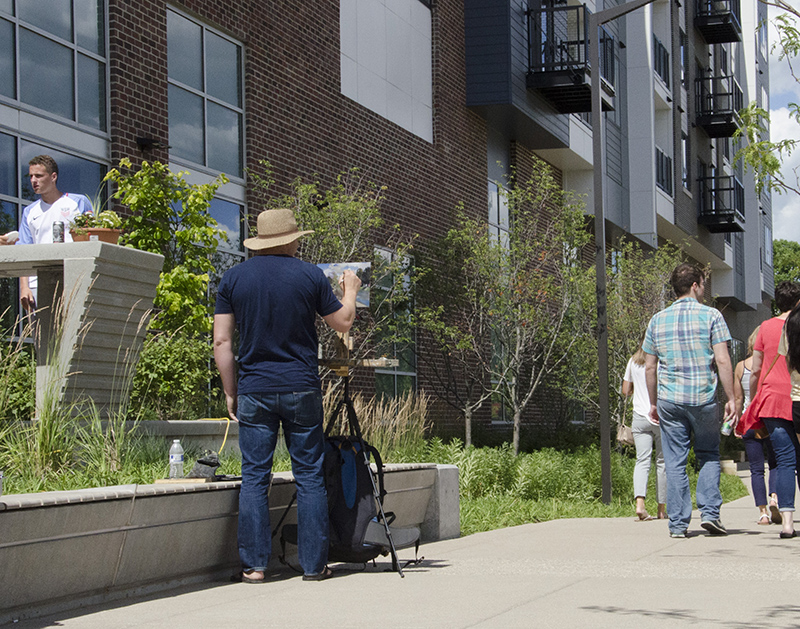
387, 438, 749, 536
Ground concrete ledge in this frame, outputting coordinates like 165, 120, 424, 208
0, 463, 459, 625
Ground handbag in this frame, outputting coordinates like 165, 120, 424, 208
615, 397, 635, 447
616, 422, 635, 447
735, 353, 779, 438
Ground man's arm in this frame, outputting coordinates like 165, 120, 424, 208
323, 270, 362, 333
19, 276, 35, 312
213, 313, 238, 422
733, 360, 745, 417
749, 349, 763, 401
644, 352, 659, 424
713, 340, 736, 422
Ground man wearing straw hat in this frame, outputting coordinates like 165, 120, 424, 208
214, 208, 361, 583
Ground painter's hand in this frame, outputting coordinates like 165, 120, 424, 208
340, 269, 362, 295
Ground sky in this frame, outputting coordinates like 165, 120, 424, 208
767, 3, 800, 243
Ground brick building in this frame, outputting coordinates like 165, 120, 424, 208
0, 0, 774, 436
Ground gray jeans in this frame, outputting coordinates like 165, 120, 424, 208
632, 411, 666, 503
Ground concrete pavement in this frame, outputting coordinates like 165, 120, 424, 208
13, 474, 800, 629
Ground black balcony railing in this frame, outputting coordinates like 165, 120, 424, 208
656, 147, 673, 196
526, 4, 615, 113
695, 0, 741, 43
653, 34, 670, 86
697, 175, 745, 232
695, 74, 743, 137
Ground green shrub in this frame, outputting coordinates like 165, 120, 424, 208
130, 331, 218, 420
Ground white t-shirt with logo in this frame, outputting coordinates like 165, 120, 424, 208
18, 193, 92, 290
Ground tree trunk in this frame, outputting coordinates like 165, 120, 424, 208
513, 408, 521, 456
464, 406, 472, 447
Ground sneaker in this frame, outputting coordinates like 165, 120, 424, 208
701, 519, 728, 536
669, 530, 687, 538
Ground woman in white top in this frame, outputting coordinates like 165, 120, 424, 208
734, 325, 779, 525
623, 347, 666, 520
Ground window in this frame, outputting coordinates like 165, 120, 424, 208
208, 197, 246, 304
488, 181, 510, 248
681, 133, 690, 189
340, 0, 432, 142
0, 0, 107, 130
759, 18, 768, 59
0, 132, 107, 326
679, 30, 687, 87
373, 248, 416, 399
167, 9, 244, 178
765, 225, 773, 267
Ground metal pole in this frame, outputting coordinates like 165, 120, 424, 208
590, 0, 663, 504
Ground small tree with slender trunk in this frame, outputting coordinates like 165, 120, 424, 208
416, 158, 592, 454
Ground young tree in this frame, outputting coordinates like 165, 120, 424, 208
735, 1, 800, 195
773, 238, 800, 284
417, 158, 593, 454
563, 239, 684, 430
250, 163, 416, 374
105, 159, 227, 335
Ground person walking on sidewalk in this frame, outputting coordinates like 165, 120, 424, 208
734, 325, 779, 526
750, 281, 800, 539
623, 346, 666, 521
643, 263, 736, 538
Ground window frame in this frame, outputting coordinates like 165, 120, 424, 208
166, 7, 245, 181
0, 0, 110, 134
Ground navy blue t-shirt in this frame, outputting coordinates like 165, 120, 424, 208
214, 255, 342, 393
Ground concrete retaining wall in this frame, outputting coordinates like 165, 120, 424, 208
0, 463, 459, 625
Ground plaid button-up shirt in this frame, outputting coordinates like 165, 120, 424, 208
642, 296, 731, 406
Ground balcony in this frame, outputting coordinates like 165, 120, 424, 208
695, 0, 741, 44
695, 74, 743, 137
697, 175, 745, 232
526, 4, 615, 114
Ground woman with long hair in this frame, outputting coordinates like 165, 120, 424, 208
750, 281, 800, 539
734, 325, 778, 525
623, 346, 666, 520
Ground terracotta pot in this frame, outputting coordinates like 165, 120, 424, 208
70, 228, 121, 244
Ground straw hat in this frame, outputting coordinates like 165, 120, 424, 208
243, 209, 313, 251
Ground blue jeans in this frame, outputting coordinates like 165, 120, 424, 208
742, 429, 777, 507
762, 418, 799, 512
237, 390, 328, 575
658, 400, 722, 533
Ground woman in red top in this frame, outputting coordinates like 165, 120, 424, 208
750, 282, 800, 538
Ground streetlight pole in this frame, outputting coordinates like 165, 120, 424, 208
590, 0, 662, 504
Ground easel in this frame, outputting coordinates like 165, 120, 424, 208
321, 332, 407, 576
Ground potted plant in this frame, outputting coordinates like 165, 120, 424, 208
69, 210, 123, 244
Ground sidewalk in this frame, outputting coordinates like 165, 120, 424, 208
15, 473, 798, 629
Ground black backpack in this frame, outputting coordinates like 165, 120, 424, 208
323, 435, 387, 563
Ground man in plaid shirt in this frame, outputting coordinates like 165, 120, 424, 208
642, 263, 736, 538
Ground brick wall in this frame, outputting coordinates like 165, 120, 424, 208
107, 0, 576, 439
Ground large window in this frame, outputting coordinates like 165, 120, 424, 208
0, 0, 107, 131
167, 9, 244, 178
208, 197, 246, 304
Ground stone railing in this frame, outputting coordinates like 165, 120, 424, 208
0, 463, 459, 625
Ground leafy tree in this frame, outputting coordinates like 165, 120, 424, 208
250, 163, 416, 375
104, 159, 227, 335
735, 1, 800, 195
773, 238, 800, 284
416, 158, 593, 454
563, 239, 684, 430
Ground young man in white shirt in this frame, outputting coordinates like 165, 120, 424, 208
13, 155, 91, 310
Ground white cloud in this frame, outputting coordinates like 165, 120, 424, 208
769, 4, 800, 243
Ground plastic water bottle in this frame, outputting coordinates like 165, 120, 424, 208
721, 418, 735, 436
169, 439, 184, 479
